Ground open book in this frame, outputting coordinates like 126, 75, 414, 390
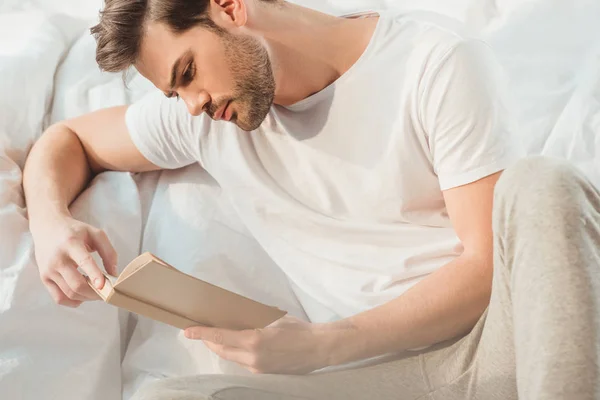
86, 252, 287, 330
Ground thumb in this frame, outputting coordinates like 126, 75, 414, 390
91, 229, 119, 277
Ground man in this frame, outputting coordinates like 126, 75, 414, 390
22, 0, 600, 399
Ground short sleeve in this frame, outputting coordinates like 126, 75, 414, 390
420, 39, 524, 190
125, 90, 210, 169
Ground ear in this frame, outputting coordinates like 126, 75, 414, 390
210, 0, 248, 29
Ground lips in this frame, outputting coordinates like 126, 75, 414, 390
223, 101, 233, 122
213, 101, 231, 121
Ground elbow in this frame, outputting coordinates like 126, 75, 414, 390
461, 250, 494, 316
469, 251, 494, 296
25, 122, 95, 177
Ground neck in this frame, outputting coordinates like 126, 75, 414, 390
246, 3, 379, 106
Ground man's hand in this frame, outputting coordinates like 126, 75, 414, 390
32, 216, 118, 308
23, 108, 160, 308
184, 316, 337, 375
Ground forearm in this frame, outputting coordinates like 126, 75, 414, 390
23, 123, 94, 235
324, 253, 492, 366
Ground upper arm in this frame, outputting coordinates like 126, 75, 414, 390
442, 172, 500, 262
421, 39, 523, 258
64, 105, 160, 174
64, 90, 206, 175
420, 39, 523, 191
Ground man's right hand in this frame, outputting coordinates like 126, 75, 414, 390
23, 106, 161, 308
32, 216, 119, 308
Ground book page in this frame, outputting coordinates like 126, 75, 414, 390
85, 274, 115, 301
116, 252, 154, 285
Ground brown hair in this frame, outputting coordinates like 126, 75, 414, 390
91, 0, 280, 73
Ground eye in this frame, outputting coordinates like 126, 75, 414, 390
181, 61, 195, 86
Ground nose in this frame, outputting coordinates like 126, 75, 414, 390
182, 90, 210, 116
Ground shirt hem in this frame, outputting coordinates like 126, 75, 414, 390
438, 157, 517, 190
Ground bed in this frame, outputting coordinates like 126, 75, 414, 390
0, 0, 598, 398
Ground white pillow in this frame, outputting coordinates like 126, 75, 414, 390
49, 32, 155, 124
0, 11, 71, 167
291, 0, 479, 25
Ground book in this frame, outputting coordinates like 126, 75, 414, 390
86, 252, 287, 330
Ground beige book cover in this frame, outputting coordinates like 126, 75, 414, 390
86, 252, 287, 330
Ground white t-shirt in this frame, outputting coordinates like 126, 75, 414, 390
126, 10, 523, 322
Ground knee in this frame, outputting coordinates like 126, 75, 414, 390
130, 376, 254, 400
129, 380, 169, 400
494, 156, 587, 216
130, 378, 213, 400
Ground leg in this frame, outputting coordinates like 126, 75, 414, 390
132, 156, 600, 399
421, 156, 600, 400
130, 351, 430, 400
493, 156, 600, 399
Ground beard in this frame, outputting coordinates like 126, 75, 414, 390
216, 32, 276, 131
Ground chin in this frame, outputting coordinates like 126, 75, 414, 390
236, 122, 259, 132
234, 115, 266, 132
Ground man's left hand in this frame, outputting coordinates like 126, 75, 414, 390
184, 316, 336, 375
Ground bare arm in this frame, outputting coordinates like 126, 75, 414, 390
24, 106, 159, 227
23, 106, 160, 306
182, 172, 503, 375
180, 39, 514, 375
325, 172, 499, 364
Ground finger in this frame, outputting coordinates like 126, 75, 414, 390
44, 278, 82, 307
47, 282, 83, 308
266, 315, 303, 328
203, 341, 255, 368
46, 275, 86, 304
68, 242, 105, 289
58, 263, 100, 300
185, 327, 258, 349
90, 229, 118, 277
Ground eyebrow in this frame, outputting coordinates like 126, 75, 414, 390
168, 49, 192, 93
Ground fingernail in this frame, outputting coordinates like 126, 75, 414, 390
94, 278, 103, 289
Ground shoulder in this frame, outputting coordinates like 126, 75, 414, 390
383, 10, 489, 73
126, 89, 217, 138
127, 89, 189, 121
386, 9, 478, 43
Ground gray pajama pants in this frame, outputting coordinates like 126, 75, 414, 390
132, 156, 600, 400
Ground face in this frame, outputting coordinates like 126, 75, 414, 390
137, 22, 275, 131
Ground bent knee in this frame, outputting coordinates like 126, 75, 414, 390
130, 380, 172, 400
131, 379, 213, 400
494, 156, 587, 209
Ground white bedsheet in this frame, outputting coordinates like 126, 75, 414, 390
0, 0, 598, 399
